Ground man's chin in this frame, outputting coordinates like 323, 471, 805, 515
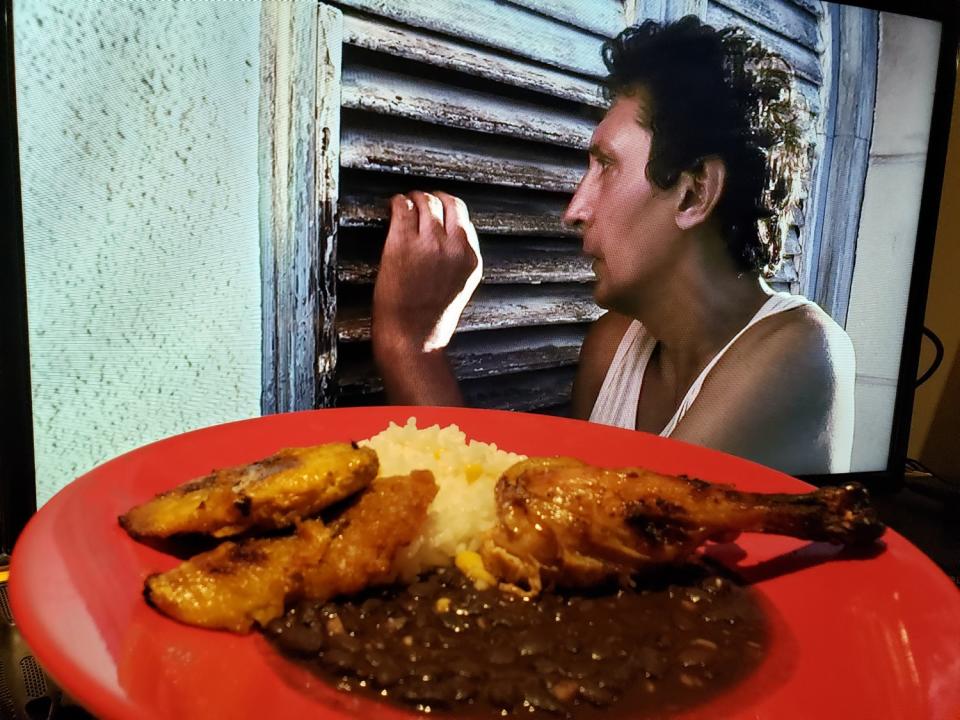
591, 283, 612, 310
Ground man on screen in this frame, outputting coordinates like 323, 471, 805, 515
370, 17, 856, 475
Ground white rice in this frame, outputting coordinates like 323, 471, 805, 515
359, 417, 526, 581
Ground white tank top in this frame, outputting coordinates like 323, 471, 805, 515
589, 290, 813, 435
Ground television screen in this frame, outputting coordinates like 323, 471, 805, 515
9, 0, 957, 507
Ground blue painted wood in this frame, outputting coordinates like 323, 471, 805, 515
707, 4, 822, 83
330, 0, 833, 411
342, 12, 606, 107
504, 0, 624, 37
804, 4, 879, 326
803, 2, 840, 303
335, 0, 609, 77
712, 0, 820, 50
260, 3, 342, 412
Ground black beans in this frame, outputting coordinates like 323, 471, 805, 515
266, 563, 767, 719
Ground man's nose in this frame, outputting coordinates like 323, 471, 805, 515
562, 177, 591, 231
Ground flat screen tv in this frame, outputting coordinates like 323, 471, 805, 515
2, 0, 958, 553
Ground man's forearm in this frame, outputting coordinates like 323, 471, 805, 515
373, 338, 464, 406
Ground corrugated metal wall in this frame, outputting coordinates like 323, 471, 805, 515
328, 0, 825, 414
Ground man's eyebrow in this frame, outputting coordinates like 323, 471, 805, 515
588, 143, 613, 160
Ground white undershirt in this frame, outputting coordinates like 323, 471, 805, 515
589, 290, 813, 435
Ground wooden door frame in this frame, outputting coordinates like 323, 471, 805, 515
258, 1, 342, 414
802, 3, 878, 326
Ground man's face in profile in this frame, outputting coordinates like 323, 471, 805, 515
564, 92, 684, 312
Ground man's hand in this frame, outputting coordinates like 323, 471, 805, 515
372, 191, 482, 353
371, 191, 482, 405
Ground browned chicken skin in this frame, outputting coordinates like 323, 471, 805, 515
480, 457, 885, 595
144, 471, 438, 632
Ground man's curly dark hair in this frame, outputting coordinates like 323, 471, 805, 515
601, 16, 812, 275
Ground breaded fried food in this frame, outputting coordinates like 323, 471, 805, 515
144, 520, 333, 633
144, 471, 438, 633
119, 443, 378, 539
300, 469, 439, 601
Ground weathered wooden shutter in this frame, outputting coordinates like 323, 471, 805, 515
706, 0, 825, 294
801, 2, 878, 325
639, 0, 825, 295
313, 0, 828, 414
332, 1, 623, 414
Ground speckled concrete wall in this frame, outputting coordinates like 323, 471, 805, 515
15, 0, 263, 504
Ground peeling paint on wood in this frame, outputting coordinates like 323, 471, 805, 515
337, 285, 601, 342
706, 5, 821, 84
259, 2, 342, 413
782, 226, 802, 256
784, 0, 822, 17
446, 325, 587, 378
664, 0, 708, 21
806, 5, 877, 326
340, 124, 583, 192
503, 0, 624, 37
335, 0, 609, 78
770, 256, 799, 283
462, 367, 576, 411
339, 367, 577, 412
342, 63, 593, 149
712, 0, 820, 51
342, 12, 607, 108
315, 6, 343, 407
337, 325, 588, 393
340, 194, 579, 236
472, 241, 594, 284
796, 78, 821, 118
632, 0, 666, 24
339, 240, 592, 284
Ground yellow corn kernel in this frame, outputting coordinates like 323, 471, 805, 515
464, 463, 483, 484
455, 550, 497, 591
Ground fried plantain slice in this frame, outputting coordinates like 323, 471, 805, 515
144, 471, 438, 633
299, 469, 438, 601
120, 443, 378, 539
145, 520, 332, 633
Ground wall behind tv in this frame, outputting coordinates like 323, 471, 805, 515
15, 1, 264, 504
910, 68, 960, 480
845, 11, 941, 471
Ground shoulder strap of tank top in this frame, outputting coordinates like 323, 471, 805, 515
659, 292, 813, 437
589, 320, 656, 429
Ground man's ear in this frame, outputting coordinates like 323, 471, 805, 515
674, 156, 726, 231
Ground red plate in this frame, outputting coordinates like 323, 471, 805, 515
10, 407, 960, 720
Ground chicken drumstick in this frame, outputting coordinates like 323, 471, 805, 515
480, 457, 884, 595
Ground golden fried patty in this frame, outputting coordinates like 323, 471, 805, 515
145, 520, 333, 633
144, 471, 438, 633
120, 442, 378, 539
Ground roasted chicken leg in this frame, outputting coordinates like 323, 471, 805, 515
480, 457, 884, 595
120, 442, 378, 539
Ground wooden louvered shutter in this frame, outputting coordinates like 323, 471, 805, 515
705, 0, 825, 294
332, 2, 627, 414
292, 1, 830, 414
639, 1, 825, 296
